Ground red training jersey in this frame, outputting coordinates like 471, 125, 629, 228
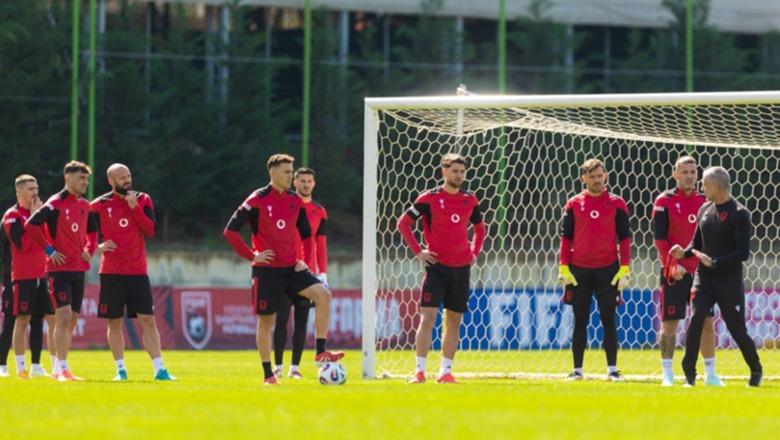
91, 192, 156, 275
26, 189, 97, 273
652, 188, 706, 274
223, 185, 313, 268
2, 204, 47, 281
397, 187, 486, 267
559, 190, 632, 269
296, 200, 328, 274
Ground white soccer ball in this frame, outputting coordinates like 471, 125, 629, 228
318, 362, 347, 385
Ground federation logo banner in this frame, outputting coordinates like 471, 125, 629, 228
180, 291, 213, 350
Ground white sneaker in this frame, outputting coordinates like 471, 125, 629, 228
661, 375, 674, 387
31, 364, 49, 378
0, 366, 8, 377
272, 366, 282, 378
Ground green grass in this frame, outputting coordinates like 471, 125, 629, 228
1, 350, 778, 439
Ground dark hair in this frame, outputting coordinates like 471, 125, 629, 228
580, 158, 605, 175
63, 160, 92, 175
14, 174, 36, 189
294, 167, 316, 179
266, 153, 295, 170
440, 153, 468, 168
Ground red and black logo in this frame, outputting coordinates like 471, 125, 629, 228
20, 302, 28, 312
258, 300, 268, 311
667, 305, 676, 316
422, 292, 432, 303
58, 291, 68, 302
99, 304, 108, 314
719, 211, 729, 222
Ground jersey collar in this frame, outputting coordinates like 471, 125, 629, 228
675, 187, 696, 198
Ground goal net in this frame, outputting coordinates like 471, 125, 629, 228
362, 91, 780, 380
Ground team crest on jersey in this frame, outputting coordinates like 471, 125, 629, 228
267, 205, 273, 217
181, 291, 213, 350
675, 203, 681, 213
107, 207, 113, 218
719, 212, 728, 222
438, 199, 445, 209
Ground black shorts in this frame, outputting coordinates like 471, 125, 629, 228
47, 271, 86, 313
251, 266, 320, 316
421, 263, 471, 313
659, 271, 714, 321
12, 278, 52, 317
2, 278, 12, 316
562, 262, 619, 309
691, 273, 742, 318
98, 274, 154, 319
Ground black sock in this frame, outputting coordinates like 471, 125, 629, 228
316, 338, 326, 355
262, 362, 274, 379
30, 317, 44, 364
0, 314, 15, 366
291, 305, 309, 365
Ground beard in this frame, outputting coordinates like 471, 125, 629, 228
446, 179, 463, 188
114, 183, 132, 195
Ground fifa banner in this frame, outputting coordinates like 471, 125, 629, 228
61, 286, 779, 350
378, 288, 780, 350
65, 286, 361, 350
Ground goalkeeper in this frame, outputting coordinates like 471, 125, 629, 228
558, 159, 631, 382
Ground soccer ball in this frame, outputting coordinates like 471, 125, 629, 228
318, 362, 347, 385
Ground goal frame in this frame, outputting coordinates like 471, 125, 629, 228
362, 90, 780, 379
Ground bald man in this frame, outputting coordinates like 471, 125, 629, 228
91, 164, 174, 381
670, 166, 762, 387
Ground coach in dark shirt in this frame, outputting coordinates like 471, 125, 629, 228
670, 166, 762, 387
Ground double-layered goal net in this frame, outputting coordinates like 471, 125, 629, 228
362, 92, 780, 380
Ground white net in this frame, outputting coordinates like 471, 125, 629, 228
365, 94, 780, 380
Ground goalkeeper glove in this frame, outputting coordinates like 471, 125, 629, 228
557, 265, 578, 286
610, 265, 630, 290
316, 273, 329, 289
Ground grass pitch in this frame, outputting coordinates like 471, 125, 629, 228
1, 350, 778, 439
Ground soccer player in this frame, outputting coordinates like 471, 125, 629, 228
223, 153, 343, 385
91, 164, 175, 381
398, 153, 486, 384
27, 161, 98, 381
0, 223, 10, 377
652, 156, 721, 386
273, 167, 328, 379
558, 159, 631, 381
670, 166, 763, 387
1, 175, 54, 378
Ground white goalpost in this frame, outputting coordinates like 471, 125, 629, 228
362, 91, 780, 380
